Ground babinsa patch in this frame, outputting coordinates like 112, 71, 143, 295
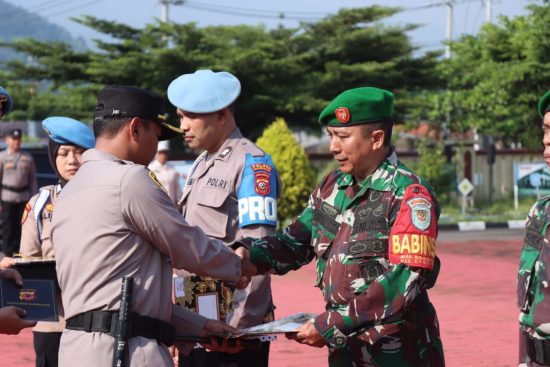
407, 197, 432, 231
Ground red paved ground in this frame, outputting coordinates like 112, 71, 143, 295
0, 232, 523, 366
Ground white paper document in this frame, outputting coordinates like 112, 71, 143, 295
234, 312, 317, 337
196, 293, 219, 320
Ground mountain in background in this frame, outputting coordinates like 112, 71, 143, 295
0, 0, 87, 66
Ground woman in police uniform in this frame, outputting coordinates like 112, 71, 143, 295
3, 117, 94, 367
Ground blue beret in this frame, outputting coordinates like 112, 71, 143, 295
0, 86, 14, 115
167, 70, 241, 113
42, 117, 95, 149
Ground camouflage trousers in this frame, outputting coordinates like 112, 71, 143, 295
328, 324, 445, 367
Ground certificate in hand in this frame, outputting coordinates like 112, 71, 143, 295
175, 312, 317, 344
12, 258, 59, 290
233, 312, 318, 339
0, 278, 59, 322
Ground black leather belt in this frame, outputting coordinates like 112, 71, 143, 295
2, 184, 29, 193
524, 330, 550, 365
66, 310, 176, 347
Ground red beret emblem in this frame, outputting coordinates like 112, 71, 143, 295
335, 107, 350, 124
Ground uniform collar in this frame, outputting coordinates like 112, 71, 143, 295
82, 149, 134, 165
212, 128, 243, 163
337, 150, 398, 192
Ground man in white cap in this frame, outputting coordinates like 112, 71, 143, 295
148, 141, 182, 204
167, 70, 281, 367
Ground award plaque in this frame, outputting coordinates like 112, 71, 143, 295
0, 278, 59, 322
174, 275, 235, 322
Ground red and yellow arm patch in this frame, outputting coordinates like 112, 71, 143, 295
21, 203, 32, 224
389, 184, 437, 270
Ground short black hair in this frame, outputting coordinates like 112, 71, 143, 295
93, 117, 153, 138
362, 121, 393, 146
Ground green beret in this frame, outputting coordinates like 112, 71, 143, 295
538, 89, 550, 117
319, 87, 394, 127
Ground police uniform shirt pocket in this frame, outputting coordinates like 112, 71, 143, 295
195, 187, 230, 239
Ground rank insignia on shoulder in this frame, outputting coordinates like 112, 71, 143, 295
148, 170, 164, 190
218, 146, 233, 159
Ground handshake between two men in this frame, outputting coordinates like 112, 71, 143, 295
182, 244, 325, 356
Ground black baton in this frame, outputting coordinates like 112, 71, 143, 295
112, 276, 133, 367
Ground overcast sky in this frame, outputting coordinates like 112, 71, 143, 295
2, 0, 532, 52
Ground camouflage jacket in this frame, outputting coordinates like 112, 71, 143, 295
517, 195, 550, 340
247, 151, 441, 348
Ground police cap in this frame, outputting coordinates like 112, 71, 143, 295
538, 89, 550, 117
7, 128, 21, 139
0, 86, 13, 116
319, 87, 394, 127
94, 85, 182, 141
167, 70, 241, 113
42, 116, 95, 149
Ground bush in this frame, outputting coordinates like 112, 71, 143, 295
412, 138, 455, 203
256, 118, 316, 223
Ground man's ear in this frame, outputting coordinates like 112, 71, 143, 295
217, 108, 228, 123
371, 129, 385, 150
128, 117, 141, 140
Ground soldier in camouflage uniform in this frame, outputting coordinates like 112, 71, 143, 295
517, 89, 550, 366
238, 87, 445, 366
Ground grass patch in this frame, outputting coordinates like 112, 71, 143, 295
439, 196, 535, 224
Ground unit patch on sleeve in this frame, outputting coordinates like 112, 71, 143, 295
237, 154, 278, 227
21, 203, 32, 224
389, 184, 437, 270
252, 163, 272, 196
407, 197, 432, 231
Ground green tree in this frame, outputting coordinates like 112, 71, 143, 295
1, 6, 441, 139
413, 2, 550, 147
412, 138, 455, 203
256, 118, 316, 223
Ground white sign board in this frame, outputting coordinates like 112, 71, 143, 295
458, 178, 474, 197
